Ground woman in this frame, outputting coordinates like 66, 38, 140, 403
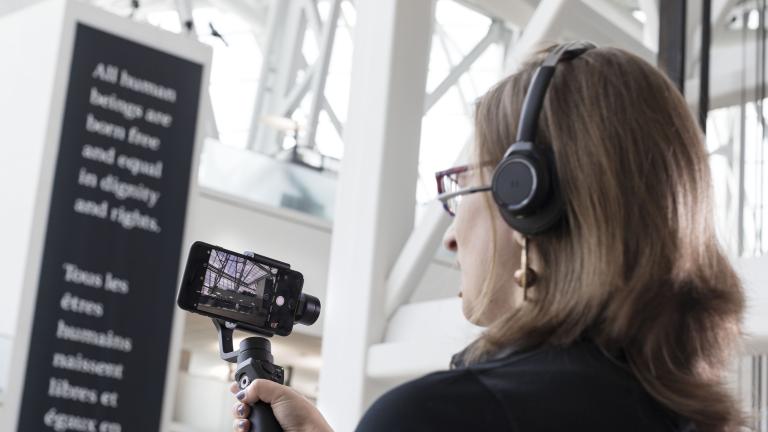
230, 43, 745, 431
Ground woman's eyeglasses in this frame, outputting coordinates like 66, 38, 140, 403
435, 165, 492, 216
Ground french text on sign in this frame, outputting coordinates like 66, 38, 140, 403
43, 407, 123, 432
56, 319, 133, 352
61, 263, 131, 294
60, 292, 104, 318
52, 352, 125, 380
62, 262, 103, 288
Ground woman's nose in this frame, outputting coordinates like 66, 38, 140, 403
442, 222, 457, 252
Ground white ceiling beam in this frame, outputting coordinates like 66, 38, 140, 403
638, 0, 659, 50
505, 0, 654, 70
384, 202, 453, 320
464, 0, 653, 65
582, 0, 644, 43
505, 0, 569, 69
424, 21, 503, 112
565, 1, 655, 63
713, 0, 741, 28
303, 0, 341, 147
458, 0, 537, 29
688, 0, 741, 79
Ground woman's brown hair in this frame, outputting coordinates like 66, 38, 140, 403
469, 45, 746, 431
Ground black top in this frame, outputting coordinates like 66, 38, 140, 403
356, 341, 693, 431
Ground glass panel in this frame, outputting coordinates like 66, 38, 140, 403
198, 139, 336, 222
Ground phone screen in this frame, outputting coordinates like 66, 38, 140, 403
178, 242, 303, 336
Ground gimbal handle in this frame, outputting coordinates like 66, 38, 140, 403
247, 402, 282, 432
237, 337, 284, 432
213, 319, 284, 432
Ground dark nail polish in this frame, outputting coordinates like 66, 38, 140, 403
236, 390, 245, 401
238, 419, 247, 430
237, 404, 244, 416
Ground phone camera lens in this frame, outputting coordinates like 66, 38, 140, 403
294, 294, 321, 326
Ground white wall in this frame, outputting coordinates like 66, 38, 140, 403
0, 0, 66, 346
0, 2, 69, 415
0, 0, 47, 16
173, 373, 233, 431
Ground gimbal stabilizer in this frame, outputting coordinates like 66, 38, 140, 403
204, 250, 320, 432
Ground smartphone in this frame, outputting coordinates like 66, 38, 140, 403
177, 241, 308, 336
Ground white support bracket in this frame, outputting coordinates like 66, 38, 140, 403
424, 20, 503, 113
247, 0, 343, 155
384, 201, 452, 320
303, 0, 342, 147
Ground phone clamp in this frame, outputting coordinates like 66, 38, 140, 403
212, 318, 284, 432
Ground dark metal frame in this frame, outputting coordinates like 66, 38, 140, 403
700, 0, 712, 131
658, 0, 687, 93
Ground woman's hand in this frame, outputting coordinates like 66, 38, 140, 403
230, 380, 334, 432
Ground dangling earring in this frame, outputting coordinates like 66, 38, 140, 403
513, 236, 538, 300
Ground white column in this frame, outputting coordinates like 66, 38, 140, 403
316, 1, 433, 430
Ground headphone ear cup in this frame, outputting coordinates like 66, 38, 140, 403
491, 143, 564, 235
497, 183, 564, 235
491, 141, 549, 215
491, 155, 546, 215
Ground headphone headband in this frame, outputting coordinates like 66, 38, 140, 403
515, 41, 597, 143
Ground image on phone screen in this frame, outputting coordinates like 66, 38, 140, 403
198, 249, 278, 322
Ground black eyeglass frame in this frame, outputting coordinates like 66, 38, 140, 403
435, 164, 492, 216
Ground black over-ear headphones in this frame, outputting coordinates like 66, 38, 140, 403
491, 41, 596, 235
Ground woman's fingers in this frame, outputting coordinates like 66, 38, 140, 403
236, 379, 287, 405
230, 381, 240, 394
233, 418, 249, 431
233, 401, 250, 419
230, 380, 333, 432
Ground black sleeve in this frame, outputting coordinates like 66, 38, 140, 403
354, 369, 513, 432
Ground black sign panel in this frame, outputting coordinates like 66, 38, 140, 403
18, 23, 202, 432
